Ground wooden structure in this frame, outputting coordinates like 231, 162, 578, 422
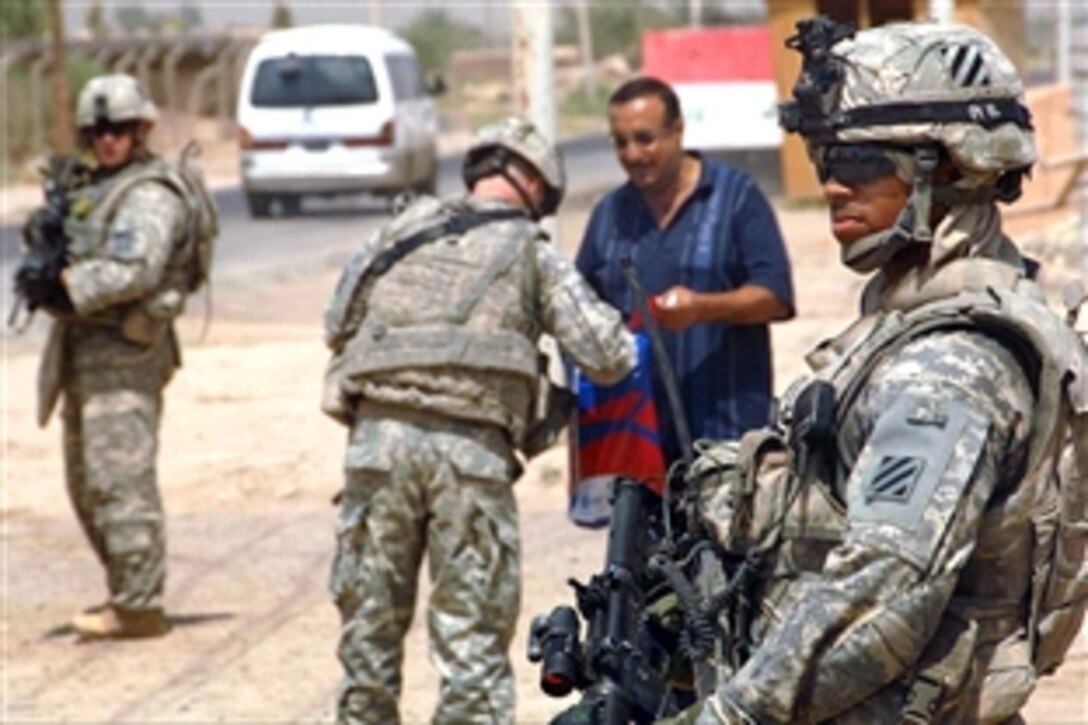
768, 0, 1027, 199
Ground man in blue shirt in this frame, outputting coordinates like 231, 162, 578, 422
576, 76, 795, 467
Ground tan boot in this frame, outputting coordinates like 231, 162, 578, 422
76, 602, 109, 616
72, 605, 169, 640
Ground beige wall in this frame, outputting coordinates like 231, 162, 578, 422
768, 0, 821, 200
1003, 83, 1082, 238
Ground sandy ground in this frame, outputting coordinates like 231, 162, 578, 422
2, 145, 1086, 722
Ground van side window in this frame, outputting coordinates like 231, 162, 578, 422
387, 54, 425, 101
252, 55, 379, 107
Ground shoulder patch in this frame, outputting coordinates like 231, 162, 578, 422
106, 217, 140, 259
849, 394, 990, 571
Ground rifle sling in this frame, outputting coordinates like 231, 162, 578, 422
368, 207, 526, 278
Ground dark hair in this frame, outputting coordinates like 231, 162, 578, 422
609, 76, 682, 125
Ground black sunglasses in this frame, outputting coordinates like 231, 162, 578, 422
815, 144, 901, 186
90, 120, 138, 138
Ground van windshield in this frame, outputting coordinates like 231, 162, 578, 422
251, 55, 379, 107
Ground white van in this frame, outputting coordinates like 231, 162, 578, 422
236, 25, 442, 217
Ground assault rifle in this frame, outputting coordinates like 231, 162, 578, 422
9, 154, 82, 326
528, 260, 723, 723
529, 470, 721, 723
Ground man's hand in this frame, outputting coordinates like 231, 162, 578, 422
653, 284, 793, 330
653, 285, 702, 331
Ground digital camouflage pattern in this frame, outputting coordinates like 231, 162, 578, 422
325, 193, 635, 724
332, 408, 520, 724
675, 204, 1077, 724
463, 117, 565, 213
62, 360, 169, 612
676, 18, 1086, 725
324, 195, 635, 445
75, 73, 158, 129
40, 157, 187, 616
819, 22, 1036, 185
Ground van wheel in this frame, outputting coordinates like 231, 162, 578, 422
246, 193, 272, 218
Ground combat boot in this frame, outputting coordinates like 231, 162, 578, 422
72, 604, 169, 640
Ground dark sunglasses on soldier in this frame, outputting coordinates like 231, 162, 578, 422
814, 143, 902, 186
90, 120, 138, 138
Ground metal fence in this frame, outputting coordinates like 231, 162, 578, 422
1, 33, 257, 160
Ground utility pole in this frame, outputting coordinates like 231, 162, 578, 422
511, 0, 564, 391
511, 1, 555, 142
928, 0, 954, 23
689, 0, 703, 28
1058, 0, 1072, 85
47, 0, 74, 153
576, 0, 597, 100
367, 0, 383, 27
1074, 5, 1088, 288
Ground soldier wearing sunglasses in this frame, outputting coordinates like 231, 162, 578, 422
27, 74, 209, 640
665, 18, 1087, 725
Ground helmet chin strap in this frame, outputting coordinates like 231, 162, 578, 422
841, 146, 939, 274
500, 166, 542, 220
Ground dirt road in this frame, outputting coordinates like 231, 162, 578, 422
3, 194, 1085, 723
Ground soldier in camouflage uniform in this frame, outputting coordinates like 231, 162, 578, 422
31, 74, 198, 639
322, 117, 637, 724
667, 19, 1087, 724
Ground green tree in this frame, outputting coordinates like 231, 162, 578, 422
401, 8, 484, 75
0, 0, 46, 40
272, 1, 294, 29
85, 0, 108, 39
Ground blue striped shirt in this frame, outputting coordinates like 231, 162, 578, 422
575, 157, 794, 465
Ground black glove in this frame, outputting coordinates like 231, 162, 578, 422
15, 263, 73, 313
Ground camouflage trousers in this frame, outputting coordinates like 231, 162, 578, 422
331, 403, 521, 725
61, 365, 166, 613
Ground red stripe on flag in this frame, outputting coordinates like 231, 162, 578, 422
642, 26, 773, 84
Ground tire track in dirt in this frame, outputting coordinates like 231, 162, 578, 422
16, 513, 315, 706
106, 534, 330, 720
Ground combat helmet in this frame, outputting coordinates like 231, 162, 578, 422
779, 17, 1036, 272
76, 73, 158, 130
462, 117, 566, 219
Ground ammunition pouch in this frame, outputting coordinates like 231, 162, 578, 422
119, 305, 170, 347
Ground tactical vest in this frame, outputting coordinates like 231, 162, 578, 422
330, 200, 546, 442
63, 157, 196, 345
693, 256, 1088, 722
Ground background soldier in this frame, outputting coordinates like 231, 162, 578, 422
25, 73, 210, 639
672, 19, 1087, 724
321, 117, 637, 724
